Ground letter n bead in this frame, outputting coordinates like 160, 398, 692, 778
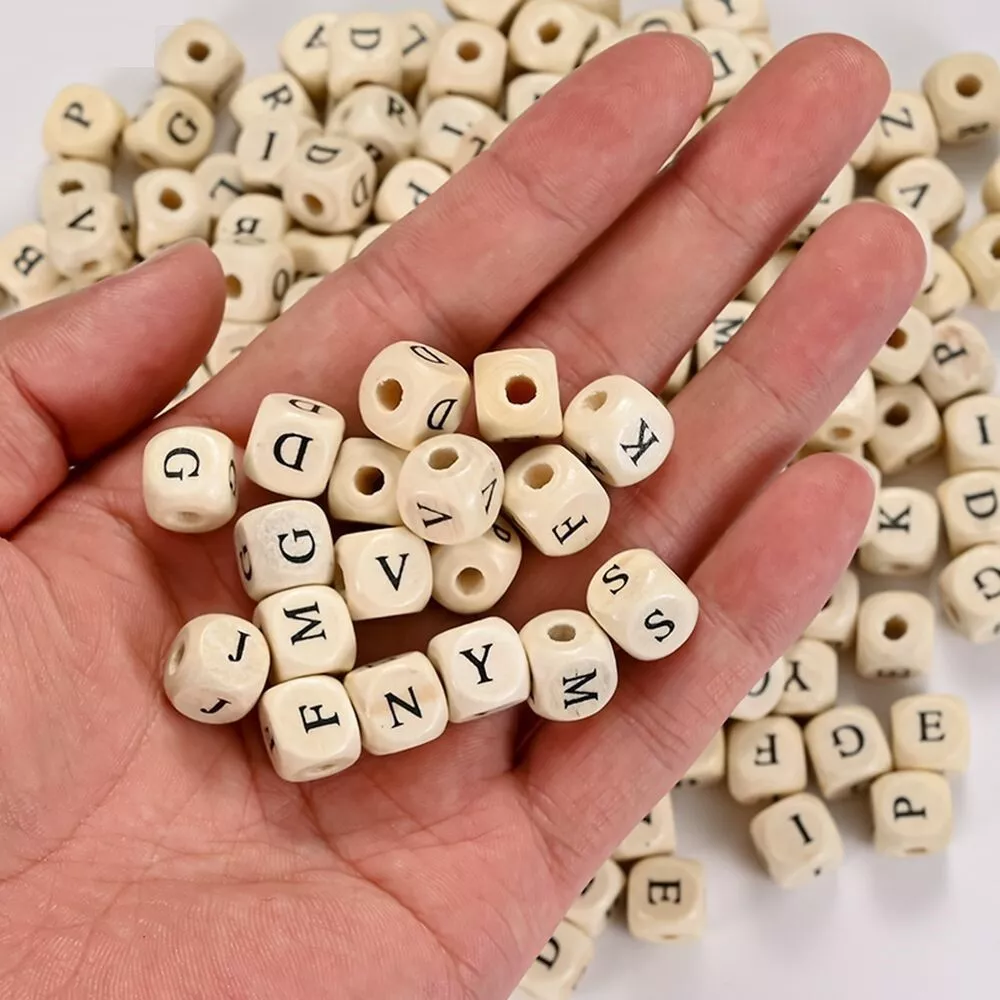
586, 549, 699, 660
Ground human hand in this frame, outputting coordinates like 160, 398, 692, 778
0, 33, 922, 1000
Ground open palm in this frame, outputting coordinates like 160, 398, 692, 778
0, 35, 922, 1000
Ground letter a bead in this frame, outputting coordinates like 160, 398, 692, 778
587, 549, 699, 660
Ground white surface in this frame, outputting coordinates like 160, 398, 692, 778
1, 2, 999, 999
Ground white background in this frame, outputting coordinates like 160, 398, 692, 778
1, 2, 998, 999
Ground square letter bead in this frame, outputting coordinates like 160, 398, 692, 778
727, 716, 807, 805
431, 515, 522, 613
503, 445, 610, 556
425, 21, 508, 107
253, 585, 356, 682
234, 500, 335, 601
919, 317, 996, 407
775, 638, 838, 718
400, 11, 441, 97
334, 526, 432, 620
749, 793, 844, 889
856, 591, 935, 681
244, 394, 345, 499
923, 53, 1000, 143
519, 920, 595, 1000
259, 675, 362, 782
474, 348, 563, 442
696, 29, 757, 107
521, 609, 618, 722
344, 651, 449, 755
586, 549, 699, 660
858, 487, 941, 577
284, 229, 354, 280
891, 693, 970, 774
427, 616, 530, 722
505, 72, 564, 120
944, 395, 1000, 475
229, 72, 316, 129
417, 95, 505, 170
938, 470, 1000, 554
143, 427, 238, 533
359, 341, 472, 451
328, 14, 404, 101
155, 20, 244, 107
804, 705, 892, 800
326, 85, 419, 178
38, 159, 113, 224
951, 214, 1000, 310
696, 299, 755, 368
193, 153, 245, 223
915, 245, 972, 321
790, 163, 855, 243
685, 0, 767, 30
47, 192, 134, 282
0, 224, 63, 309
870, 307, 934, 386
871, 770, 953, 857
563, 375, 675, 487
806, 369, 876, 453
565, 859, 625, 938
679, 728, 726, 787
43, 84, 126, 165
327, 437, 406, 526
626, 857, 705, 943
235, 116, 321, 194
869, 91, 940, 174
803, 570, 859, 648
613, 794, 676, 861
730, 658, 788, 721
373, 158, 450, 223
133, 169, 211, 260
279, 14, 338, 103
124, 87, 215, 170
939, 543, 1000, 643
213, 239, 294, 322
163, 614, 269, 724
206, 321, 264, 375
868, 383, 942, 476
874, 157, 965, 233
509, 1, 598, 74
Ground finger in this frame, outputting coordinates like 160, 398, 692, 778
0, 242, 223, 533
516, 454, 872, 889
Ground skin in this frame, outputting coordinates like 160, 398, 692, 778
0, 34, 922, 1000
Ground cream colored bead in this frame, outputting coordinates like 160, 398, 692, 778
285, 229, 354, 279
730, 657, 788, 721
790, 163, 855, 243
327, 437, 406, 527
430, 515, 522, 613
743, 248, 796, 303
728, 716, 807, 806
613, 794, 676, 861
43, 84, 126, 165
508, 1, 597, 74
850, 121, 879, 170
344, 651, 448, 755
868, 91, 940, 174
695, 28, 757, 107
350, 224, 392, 258
563, 375, 675, 487
939, 543, 1000, 643
951, 214, 1000, 310
870, 307, 934, 385
193, 153, 246, 224
984, 157, 1000, 213
234, 500, 335, 602
565, 859, 625, 938
868, 382, 942, 476
328, 13, 404, 101
163, 614, 268, 725
519, 920, 595, 1000
46, 192, 133, 282
374, 158, 450, 223
853, 453, 883, 546
417, 96, 504, 171
923, 53, 1000, 144
133, 169, 211, 260
37, 160, 113, 224
359, 340, 471, 450
235, 113, 321, 192
400, 10, 441, 98
244, 394, 345, 499
678, 728, 726, 787
280, 14, 338, 103
253, 585, 356, 683
213, 240, 294, 323
804, 570, 859, 648
696, 298, 755, 367
661, 349, 694, 400
164, 364, 211, 412
573, 0, 620, 20
804, 705, 892, 800
444, 0, 521, 29
775, 638, 838, 718
893, 694, 970, 776
0, 225, 62, 309
856, 591, 935, 681
859, 487, 940, 577
625, 8, 693, 33
451, 114, 507, 171
743, 31, 776, 69
427, 616, 530, 722
874, 157, 965, 234
943, 394, 1000, 475
326, 85, 418, 179
124, 86, 215, 170
626, 857, 705, 943
581, 28, 627, 63
282, 276, 323, 313
155, 20, 244, 107
229, 72, 317, 130
259, 675, 362, 782
334, 526, 432, 620
896, 203, 939, 293
505, 72, 564, 120
521, 609, 617, 722
749, 793, 844, 889
684, 0, 767, 30
938, 470, 1000, 555
503, 445, 610, 557
205, 321, 265, 375
919, 317, 996, 409
425, 21, 508, 107
871, 770, 952, 857
807, 369, 877, 453
474, 348, 563, 442
915, 245, 972, 321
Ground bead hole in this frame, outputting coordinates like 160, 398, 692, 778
537, 20, 562, 43
505, 375, 537, 405
176, 511, 202, 525
456, 567, 485, 594
81, 260, 101, 273
428, 446, 459, 470
303, 194, 325, 216
905, 847, 928, 855
354, 466, 385, 496
159, 187, 183, 211
884, 403, 910, 427
376, 378, 403, 411
883, 615, 908, 640
887, 328, 907, 349
225, 274, 243, 299
548, 623, 576, 642
187, 40, 211, 62
584, 390, 608, 411
524, 462, 554, 489
457, 40, 481, 61
166, 641, 185, 676
59, 179, 83, 194
830, 426, 852, 441
991, 238, 1000, 260
956, 74, 982, 98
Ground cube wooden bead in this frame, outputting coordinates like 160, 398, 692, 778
282, 136, 377, 234
505, 73, 564, 121
727, 716, 807, 805
427, 616, 530, 722
259, 674, 362, 782
430, 515, 522, 613
43, 84, 126, 165
213, 240, 294, 323
521, 609, 617, 722
38, 160, 113, 224
163, 614, 269, 724
870, 307, 934, 386
563, 375, 675, 487
985, 157, 1000, 213
234, 500, 335, 602
790, 163, 855, 243
417, 96, 505, 171
915, 245, 972, 321
443, 0, 528, 30
871, 770, 953, 857
451, 114, 507, 171
891, 693, 970, 774
474, 348, 563, 442
874, 157, 965, 234
919, 317, 996, 409
132, 169, 211, 260
943, 395, 1000, 475
625, 8, 694, 33
775, 638, 838, 718
253, 585, 357, 683
868, 382, 942, 476
850, 121, 879, 170
373, 158, 450, 223
143, 426, 238, 533
46, 192, 133, 282
565, 859, 625, 938
856, 591, 935, 681
328, 13, 404, 102
661, 349, 694, 400
344, 651, 448, 755
155, 20, 244, 107
678, 728, 726, 787
280, 14, 338, 103
326, 85, 418, 179
503, 445, 610, 557
939, 543, 1000, 643
859, 487, 940, 578
696, 299, 755, 368
359, 340, 471, 451
205, 321, 265, 375
229, 72, 317, 130
327, 437, 406, 527
695, 29, 757, 108
938, 470, 1000, 555
743, 32, 777, 70
235, 114, 321, 193
806, 369, 876, 453
281, 276, 322, 313
350, 224, 392, 258
284, 230, 355, 280
923, 53, 1000, 144
334, 526, 432, 620
0, 224, 62, 309
749, 793, 844, 889
425, 21, 507, 107
400, 10, 441, 98
896, 204, 937, 293
519, 920, 595, 1000
613, 794, 676, 861
124, 86, 215, 170
587, 549, 699, 661
730, 658, 788, 721
685, 0, 768, 31
951, 214, 1000, 311
804, 570, 859, 648
626, 857, 705, 943
508, 1, 597, 74
193, 153, 246, 224
868, 91, 940, 174
803, 705, 892, 800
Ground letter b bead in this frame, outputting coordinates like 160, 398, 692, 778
587, 549, 699, 660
